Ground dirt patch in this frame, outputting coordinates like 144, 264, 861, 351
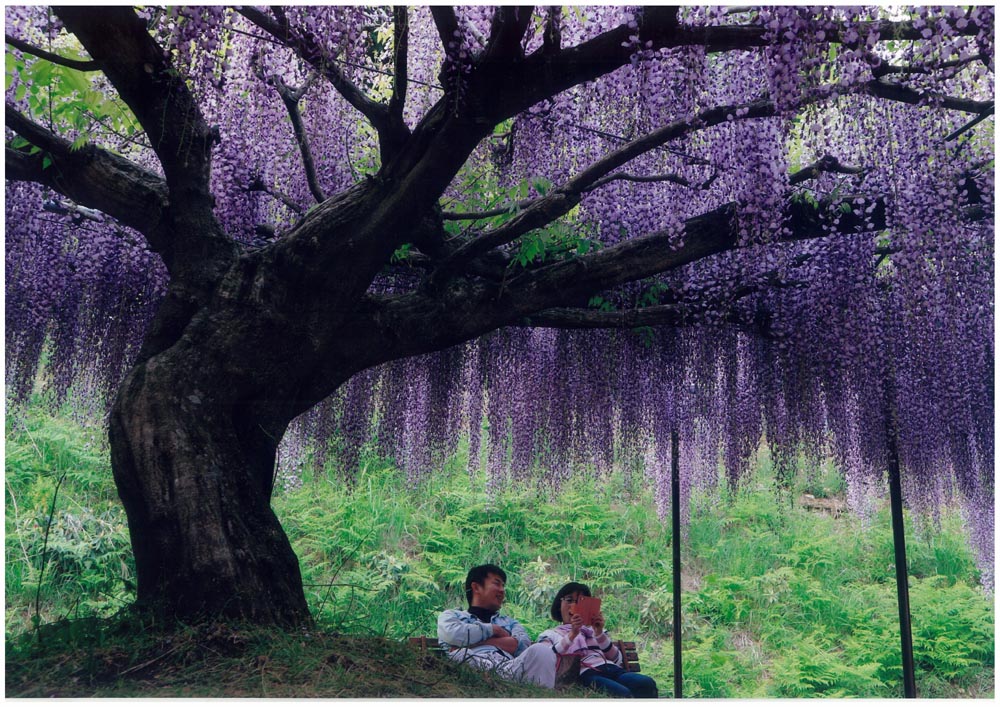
799, 493, 846, 516
730, 630, 764, 663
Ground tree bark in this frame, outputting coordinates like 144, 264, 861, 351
107, 341, 311, 625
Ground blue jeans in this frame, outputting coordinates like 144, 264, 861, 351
580, 664, 659, 698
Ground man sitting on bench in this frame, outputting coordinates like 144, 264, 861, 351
437, 563, 558, 688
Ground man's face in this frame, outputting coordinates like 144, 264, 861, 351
471, 572, 506, 612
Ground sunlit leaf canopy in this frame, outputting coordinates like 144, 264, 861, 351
5, 6, 994, 585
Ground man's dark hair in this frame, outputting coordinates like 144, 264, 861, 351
465, 563, 507, 605
550, 581, 592, 622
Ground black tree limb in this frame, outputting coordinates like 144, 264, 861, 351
54, 6, 215, 196
484, 6, 535, 60
5, 104, 171, 253
789, 155, 866, 185
430, 6, 460, 56
5, 32, 99, 71
272, 73, 325, 203
389, 7, 409, 123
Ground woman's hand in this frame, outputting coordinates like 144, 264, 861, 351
592, 611, 605, 636
568, 611, 584, 639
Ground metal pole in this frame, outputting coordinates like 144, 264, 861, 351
886, 392, 917, 697
671, 429, 683, 699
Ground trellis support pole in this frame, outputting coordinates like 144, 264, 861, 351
886, 389, 917, 698
671, 429, 683, 698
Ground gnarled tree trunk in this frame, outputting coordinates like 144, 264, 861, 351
108, 329, 312, 624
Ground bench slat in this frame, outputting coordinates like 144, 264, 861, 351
617, 640, 640, 672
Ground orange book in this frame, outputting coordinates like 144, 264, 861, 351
573, 596, 601, 626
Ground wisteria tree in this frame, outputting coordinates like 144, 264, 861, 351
5, 5, 994, 625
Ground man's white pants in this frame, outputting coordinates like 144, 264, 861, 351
448, 644, 558, 688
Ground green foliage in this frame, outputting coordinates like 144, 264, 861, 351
5, 408, 994, 698
5, 48, 140, 154
5, 410, 134, 635
770, 634, 885, 697
441, 166, 599, 267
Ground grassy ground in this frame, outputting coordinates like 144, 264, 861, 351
5, 617, 573, 698
5, 405, 995, 698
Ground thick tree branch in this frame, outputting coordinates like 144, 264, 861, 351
53, 6, 238, 299
501, 197, 887, 316
431, 98, 778, 281
442, 155, 856, 222
370, 194, 889, 362
5, 104, 171, 252
5, 33, 98, 71
665, 17, 987, 54
430, 6, 460, 55
294, 8, 990, 308
468, 10, 986, 131
534, 253, 818, 329
464, 7, 678, 127
366, 7, 986, 287
442, 172, 712, 222
484, 6, 535, 60
53, 7, 215, 196
435, 72, 982, 283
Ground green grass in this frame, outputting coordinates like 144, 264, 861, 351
4, 616, 570, 698
5, 408, 994, 698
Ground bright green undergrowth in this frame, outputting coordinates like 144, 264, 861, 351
6, 407, 994, 698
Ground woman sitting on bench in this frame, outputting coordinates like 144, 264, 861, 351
538, 582, 658, 698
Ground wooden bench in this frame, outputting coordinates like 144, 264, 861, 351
407, 636, 641, 686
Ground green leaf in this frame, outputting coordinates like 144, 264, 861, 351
391, 243, 413, 263
27, 59, 52, 86
42, 155, 53, 170
70, 134, 89, 152
5, 52, 20, 91
59, 69, 91, 96
531, 176, 552, 196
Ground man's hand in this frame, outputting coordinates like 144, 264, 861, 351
492, 625, 511, 638
568, 612, 584, 640
482, 636, 519, 654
